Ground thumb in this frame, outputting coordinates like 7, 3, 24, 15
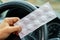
8, 26, 22, 33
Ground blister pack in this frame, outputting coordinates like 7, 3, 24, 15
14, 2, 57, 39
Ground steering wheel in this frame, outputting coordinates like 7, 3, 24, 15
0, 1, 50, 40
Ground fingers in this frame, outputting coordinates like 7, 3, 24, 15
0, 22, 9, 29
0, 26, 22, 39
3, 17, 20, 26
7, 26, 22, 33
0, 17, 21, 39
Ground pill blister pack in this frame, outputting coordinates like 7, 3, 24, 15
14, 2, 57, 39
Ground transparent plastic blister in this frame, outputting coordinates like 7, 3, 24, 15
14, 2, 57, 38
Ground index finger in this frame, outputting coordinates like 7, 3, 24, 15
3, 17, 20, 25
9, 17, 20, 23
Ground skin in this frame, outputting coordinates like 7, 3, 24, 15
0, 17, 22, 40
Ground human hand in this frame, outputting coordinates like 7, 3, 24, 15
0, 17, 22, 40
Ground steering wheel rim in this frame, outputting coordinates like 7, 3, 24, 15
0, 1, 37, 15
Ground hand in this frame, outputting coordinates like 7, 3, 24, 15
0, 17, 22, 40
